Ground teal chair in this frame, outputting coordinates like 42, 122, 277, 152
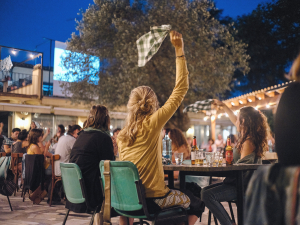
60, 163, 101, 225
100, 161, 188, 225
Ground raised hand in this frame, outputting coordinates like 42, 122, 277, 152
212, 99, 225, 107
170, 31, 183, 49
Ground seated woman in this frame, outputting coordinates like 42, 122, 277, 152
13, 129, 29, 154
118, 31, 204, 225
27, 129, 52, 204
67, 105, 115, 213
201, 101, 269, 225
12, 129, 29, 174
169, 128, 191, 161
51, 124, 65, 144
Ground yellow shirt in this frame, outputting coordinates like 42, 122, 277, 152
27, 144, 50, 169
118, 57, 189, 198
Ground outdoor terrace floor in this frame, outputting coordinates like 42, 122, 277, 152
0, 184, 237, 225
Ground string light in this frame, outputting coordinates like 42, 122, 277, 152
225, 113, 229, 117
231, 102, 234, 106
12, 50, 16, 55
255, 106, 258, 110
30, 54, 34, 58
211, 115, 215, 120
218, 114, 222, 119
248, 99, 252, 102
266, 104, 270, 108
204, 117, 208, 121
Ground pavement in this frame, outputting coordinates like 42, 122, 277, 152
0, 189, 237, 225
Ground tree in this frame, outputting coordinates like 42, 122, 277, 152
61, 0, 249, 131
225, 0, 300, 95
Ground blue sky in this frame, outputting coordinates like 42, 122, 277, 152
0, 0, 271, 67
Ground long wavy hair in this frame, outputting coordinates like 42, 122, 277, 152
118, 86, 159, 146
169, 128, 191, 153
236, 107, 269, 157
28, 129, 43, 146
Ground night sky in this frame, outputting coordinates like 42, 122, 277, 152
0, 0, 271, 67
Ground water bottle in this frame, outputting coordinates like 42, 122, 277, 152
162, 134, 172, 159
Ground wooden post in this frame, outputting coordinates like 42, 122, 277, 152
211, 115, 216, 140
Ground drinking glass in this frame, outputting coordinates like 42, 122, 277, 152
174, 152, 184, 165
195, 150, 204, 165
213, 152, 219, 167
205, 152, 214, 167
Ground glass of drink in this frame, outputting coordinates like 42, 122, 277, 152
174, 152, 184, 165
213, 152, 219, 167
205, 152, 214, 167
195, 150, 204, 165
218, 155, 224, 167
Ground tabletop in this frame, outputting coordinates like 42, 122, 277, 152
163, 164, 261, 172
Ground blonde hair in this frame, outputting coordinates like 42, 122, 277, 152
118, 86, 159, 146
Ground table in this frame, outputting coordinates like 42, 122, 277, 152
163, 164, 261, 225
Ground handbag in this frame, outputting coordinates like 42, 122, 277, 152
0, 169, 17, 196
0, 156, 11, 179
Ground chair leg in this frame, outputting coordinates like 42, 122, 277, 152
213, 216, 218, 225
62, 209, 70, 225
228, 201, 236, 223
49, 179, 54, 206
7, 196, 13, 211
208, 210, 212, 225
22, 188, 27, 202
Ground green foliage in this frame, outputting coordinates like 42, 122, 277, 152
62, 0, 249, 131
229, 0, 300, 94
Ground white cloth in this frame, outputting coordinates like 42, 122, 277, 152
54, 135, 76, 176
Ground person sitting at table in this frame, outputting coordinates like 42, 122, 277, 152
12, 129, 29, 174
67, 105, 115, 214
275, 53, 300, 165
0, 128, 20, 155
50, 124, 81, 205
27, 129, 52, 204
51, 124, 65, 144
201, 138, 217, 152
169, 128, 191, 161
118, 31, 204, 225
201, 101, 269, 225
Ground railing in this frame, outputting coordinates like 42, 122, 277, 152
0, 71, 32, 92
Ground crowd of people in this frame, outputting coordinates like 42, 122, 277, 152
0, 30, 299, 225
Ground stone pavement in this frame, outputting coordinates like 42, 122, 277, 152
0, 192, 237, 225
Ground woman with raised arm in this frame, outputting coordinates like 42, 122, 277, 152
201, 100, 269, 225
117, 31, 204, 225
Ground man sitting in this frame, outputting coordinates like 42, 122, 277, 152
0, 128, 21, 155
